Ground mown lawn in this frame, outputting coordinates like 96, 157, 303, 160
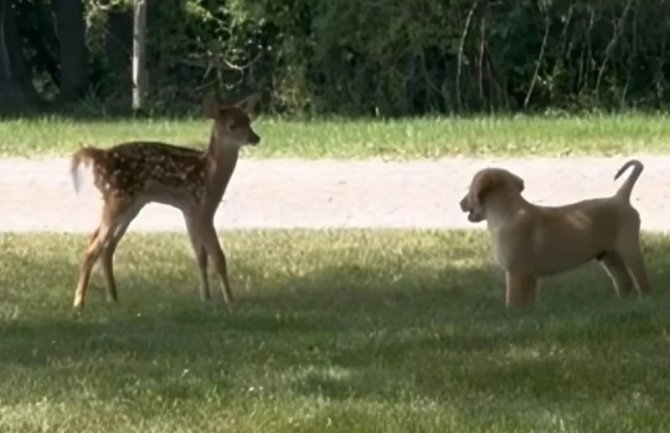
0, 230, 669, 433
1, 114, 670, 158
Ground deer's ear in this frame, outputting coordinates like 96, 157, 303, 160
203, 93, 220, 119
233, 92, 262, 119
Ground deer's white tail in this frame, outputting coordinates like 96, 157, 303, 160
70, 147, 101, 193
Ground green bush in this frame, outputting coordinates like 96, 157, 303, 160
76, 0, 670, 115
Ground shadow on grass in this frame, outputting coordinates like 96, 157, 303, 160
1, 231, 669, 415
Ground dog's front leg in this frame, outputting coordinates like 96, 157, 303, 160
505, 272, 537, 307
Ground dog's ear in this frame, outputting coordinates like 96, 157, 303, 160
511, 173, 524, 193
470, 171, 503, 213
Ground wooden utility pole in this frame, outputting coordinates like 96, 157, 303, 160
132, 0, 147, 112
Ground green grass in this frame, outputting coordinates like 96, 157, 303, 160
2, 114, 670, 159
1, 230, 669, 432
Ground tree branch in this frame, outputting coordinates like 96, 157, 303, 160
457, 0, 480, 111
596, 0, 634, 97
478, 14, 486, 108
524, 13, 550, 110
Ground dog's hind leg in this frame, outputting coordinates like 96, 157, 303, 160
599, 252, 633, 298
505, 272, 537, 307
618, 245, 650, 296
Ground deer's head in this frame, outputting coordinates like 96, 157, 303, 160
204, 92, 261, 149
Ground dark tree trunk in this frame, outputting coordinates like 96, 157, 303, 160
0, 0, 36, 110
54, 0, 87, 101
23, 1, 62, 88
105, 9, 132, 89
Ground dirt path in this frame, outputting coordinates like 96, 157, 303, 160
0, 156, 668, 233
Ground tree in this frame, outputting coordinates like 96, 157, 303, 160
0, 0, 35, 110
54, 0, 87, 101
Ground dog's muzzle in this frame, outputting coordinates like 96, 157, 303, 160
459, 195, 484, 222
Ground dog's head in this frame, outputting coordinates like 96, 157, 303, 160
459, 168, 525, 222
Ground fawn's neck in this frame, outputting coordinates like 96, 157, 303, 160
203, 132, 240, 212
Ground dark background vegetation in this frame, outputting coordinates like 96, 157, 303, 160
1, 0, 669, 116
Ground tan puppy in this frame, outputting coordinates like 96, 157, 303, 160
459, 160, 649, 307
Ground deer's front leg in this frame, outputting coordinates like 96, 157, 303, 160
197, 220, 234, 304
184, 215, 211, 301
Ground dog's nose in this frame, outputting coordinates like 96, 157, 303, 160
459, 196, 470, 212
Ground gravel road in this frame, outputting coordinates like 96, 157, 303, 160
0, 156, 667, 233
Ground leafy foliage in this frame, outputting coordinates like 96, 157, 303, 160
7, 0, 670, 115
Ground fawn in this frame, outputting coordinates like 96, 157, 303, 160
70, 93, 261, 309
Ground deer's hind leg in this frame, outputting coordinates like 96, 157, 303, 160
73, 196, 140, 309
100, 202, 144, 302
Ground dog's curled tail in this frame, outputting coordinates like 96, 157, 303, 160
614, 159, 644, 201
71, 147, 103, 193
